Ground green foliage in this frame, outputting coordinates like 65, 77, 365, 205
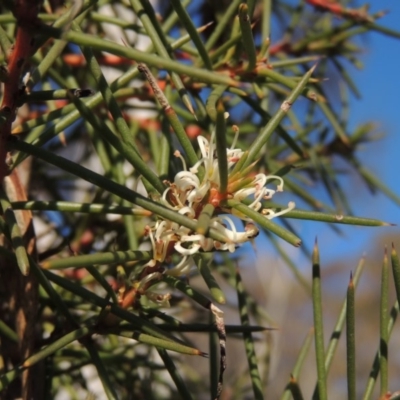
0, 1, 399, 399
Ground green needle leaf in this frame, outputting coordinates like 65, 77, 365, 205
346, 273, 356, 400
11, 200, 152, 216
138, 63, 199, 168
170, 0, 213, 70
84, 341, 119, 400
227, 199, 302, 247
0, 189, 30, 275
215, 100, 228, 196
238, 3, 257, 71
380, 248, 389, 397
130, 0, 197, 116
277, 206, 393, 227
110, 330, 206, 356
391, 244, 400, 306
362, 301, 399, 400
244, 64, 317, 167
40, 250, 151, 270
196, 203, 215, 236
72, 96, 165, 194
9, 140, 229, 244
280, 329, 313, 400
311, 256, 365, 400
311, 239, 327, 400
234, 264, 264, 400
157, 348, 195, 400
195, 255, 226, 304
288, 376, 305, 400
206, 85, 228, 122
43, 28, 239, 87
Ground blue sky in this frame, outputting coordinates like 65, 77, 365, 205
255, 1, 400, 272
220, 1, 400, 276
210, 1, 400, 271
312, 1, 400, 265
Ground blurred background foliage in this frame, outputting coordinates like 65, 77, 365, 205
0, 0, 400, 399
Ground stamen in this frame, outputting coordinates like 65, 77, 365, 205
248, 187, 267, 210
265, 175, 284, 191
189, 158, 205, 174
197, 136, 210, 159
174, 150, 187, 171
146, 226, 156, 254
230, 125, 240, 149
262, 201, 296, 220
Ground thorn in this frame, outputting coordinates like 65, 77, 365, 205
198, 21, 214, 33
182, 94, 197, 120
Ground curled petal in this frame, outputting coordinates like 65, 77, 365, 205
178, 206, 196, 218
161, 187, 171, 203
181, 234, 204, 242
138, 272, 163, 289
187, 181, 210, 204
174, 171, 200, 191
233, 187, 256, 201
154, 240, 165, 261
197, 135, 211, 159
253, 174, 267, 191
211, 217, 253, 244
262, 201, 296, 220
197, 133, 216, 175
142, 259, 157, 269
200, 236, 214, 251
147, 227, 156, 254
174, 241, 202, 256
154, 221, 167, 240
214, 241, 236, 253
217, 215, 236, 234
174, 224, 191, 237
166, 256, 193, 276
248, 187, 267, 211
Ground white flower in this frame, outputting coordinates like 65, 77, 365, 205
139, 125, 295, 280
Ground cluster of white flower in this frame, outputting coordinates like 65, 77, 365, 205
140, 124, 295, 282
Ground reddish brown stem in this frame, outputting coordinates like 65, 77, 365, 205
0, 3, 42, 399
306, 0, 372, 22
0, 0, 41, 181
